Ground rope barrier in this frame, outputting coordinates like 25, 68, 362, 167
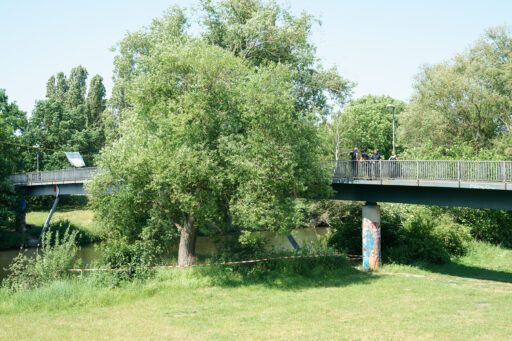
68, 253, 362, 273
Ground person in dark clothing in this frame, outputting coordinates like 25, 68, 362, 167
370, 149, 381, 160
361, 148, 370, 177
349, 147, 359, 177
370, 149, 381, 179
362, 148, 369, 160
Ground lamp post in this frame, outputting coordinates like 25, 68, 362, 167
386, 104, 396, 153
33, 144, 40, 172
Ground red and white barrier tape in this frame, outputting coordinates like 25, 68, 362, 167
68, 253, 362, 273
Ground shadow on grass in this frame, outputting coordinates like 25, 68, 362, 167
191, 256, 379, 290
419, 261, 512, 284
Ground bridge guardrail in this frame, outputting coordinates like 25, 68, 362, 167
332, 160, 512, 184
9, 167, 98, 186
9, 161, 512, 187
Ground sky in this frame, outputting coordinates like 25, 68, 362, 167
1, 0, 511, 114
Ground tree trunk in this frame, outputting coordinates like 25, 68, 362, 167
178, 214, 197, 267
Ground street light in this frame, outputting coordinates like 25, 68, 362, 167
386, 104, 396, 153
33, 144, 40, 172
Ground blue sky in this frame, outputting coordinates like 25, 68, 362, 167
1, 0, 511, 113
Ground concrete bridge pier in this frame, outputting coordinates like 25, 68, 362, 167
362, 202, 381, 271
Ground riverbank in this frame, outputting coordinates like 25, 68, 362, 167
1, 241, 511, 340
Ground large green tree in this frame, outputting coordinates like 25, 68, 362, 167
110, 1, 352, 126
0, 90, 27, 232
399, 26, 512, 159
91, 2, 341, 266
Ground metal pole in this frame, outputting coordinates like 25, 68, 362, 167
392, 106, 396, 153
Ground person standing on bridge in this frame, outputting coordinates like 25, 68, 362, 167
361, 148, 370, 178
349, 147, 359, 177
389, 150, 398, 178
370, 149, 381, 179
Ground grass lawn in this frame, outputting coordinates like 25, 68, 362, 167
26, 209, 102, 237
0, 241, 511, 340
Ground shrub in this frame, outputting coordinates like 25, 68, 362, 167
449, 208, 512, 248
45, 220, 100, 245
386, 208, 471, 264
97, 238, 157, 285
3, 228, 79, 291
214, 230, 267, 261
327, 203, 472, 264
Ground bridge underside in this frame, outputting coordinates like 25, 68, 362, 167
21, 183, 87, 196
332, 183, 512, 211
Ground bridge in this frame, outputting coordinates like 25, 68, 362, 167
10, 160, 512, 210
11, 160, 512, 270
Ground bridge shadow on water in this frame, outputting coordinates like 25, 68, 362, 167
192, 257, 380, 290
418, 261, 512, 284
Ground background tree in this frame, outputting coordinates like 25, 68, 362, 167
0, 90, 27, 234
399, 26, 512, 159
24, 67, 108, 169
327, 95, 405, 160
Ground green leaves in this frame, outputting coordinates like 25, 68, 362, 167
399, 26, 512, 158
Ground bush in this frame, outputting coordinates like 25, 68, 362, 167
3, 228, 79, 291
97, 238, 157, 285
449, 208, 512, 248
214, 230, 267, 261
327, 202, 403, 255
386, 208, 471, 264
327, 203, 472, 264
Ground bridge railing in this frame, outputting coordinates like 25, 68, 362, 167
9, 167, 98, 186
332, 160, 512, 183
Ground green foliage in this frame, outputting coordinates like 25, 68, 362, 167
45, 220, 100, 245
327, 95, 405, 160
449, 208, 512, 248
24, 67, 108, 170
386, 208, 471, 264
0, 90, 26, 236
92, 3, 335, 265
97, 238, 157, 285
327, 203, 471, 264
399, 26, 512, 158
214, 230, 267, 261
201, 0, 353, 116
2, 228, 79, 292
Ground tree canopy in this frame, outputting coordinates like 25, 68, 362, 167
0, 90, 26, 232
90, 1, 344, 266
24, 66, 108, 169
399, 26, 512, 159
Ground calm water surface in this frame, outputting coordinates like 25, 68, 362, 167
0, 227, 328, 280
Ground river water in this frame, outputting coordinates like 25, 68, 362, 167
0, 227, 328, 280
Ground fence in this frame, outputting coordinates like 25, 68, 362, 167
332, 160, 512, 183
9, 167, 98, 186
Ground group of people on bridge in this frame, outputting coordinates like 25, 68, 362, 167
348, 147, 400, 178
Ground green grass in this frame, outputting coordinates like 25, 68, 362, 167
1, 241, 511, 340
26, 209, 103, 237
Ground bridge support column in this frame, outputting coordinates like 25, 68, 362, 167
16, 199, 27, 233
362, 202, 381, 271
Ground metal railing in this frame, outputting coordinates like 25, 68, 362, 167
9, 167, 98, 186
10, 161, 512, 187
332, 160, 512, 184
